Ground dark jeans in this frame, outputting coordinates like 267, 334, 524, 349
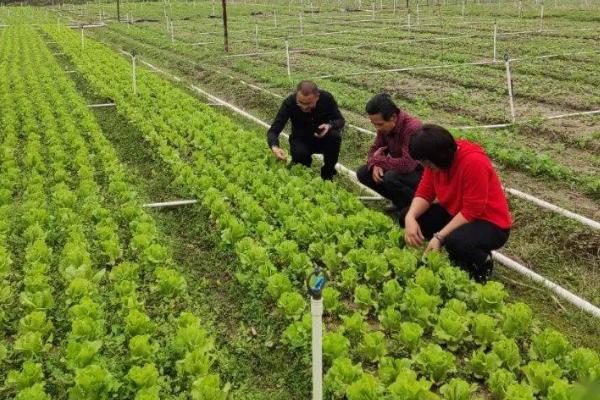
290, 130, 342, 180
399, 204, 510, 278
356, 164, 423, 210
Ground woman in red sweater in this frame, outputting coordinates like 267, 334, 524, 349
401, 124, 512, 282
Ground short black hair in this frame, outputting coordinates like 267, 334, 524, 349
365, 93, 400, 120
296, 80, 319, 96
409, 124, 457, 169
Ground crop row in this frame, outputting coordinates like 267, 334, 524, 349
45, 24, 600, 399
0, 26, 226, 399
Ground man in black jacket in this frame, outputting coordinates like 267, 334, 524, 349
267, 81, 344, 180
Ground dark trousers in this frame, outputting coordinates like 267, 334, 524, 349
290, 130, 342, 180
356, 164, 423, 210
399, 204, 510, 277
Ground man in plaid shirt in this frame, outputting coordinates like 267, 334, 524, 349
356, 93, 424, 211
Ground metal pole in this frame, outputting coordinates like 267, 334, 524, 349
80, 26, 84, 49
116, 0, 121, 22
222, 0, 229, 52
539, 5, 544, 31
504, 54, 516, 123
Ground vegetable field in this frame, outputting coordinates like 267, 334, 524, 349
1, 1, 599, 399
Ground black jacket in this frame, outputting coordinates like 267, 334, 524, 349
267, 90, 345, 148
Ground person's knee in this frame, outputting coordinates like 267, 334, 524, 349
382, 170, 400, 183
443, 232, 471, 260
290, 143, 312, 166
327, 129, 342, 144
356, 165, 370, 184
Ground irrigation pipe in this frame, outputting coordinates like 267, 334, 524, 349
505, 188, 600, 230
315, 49, 600, 79
143, 199, 198, 208
457, 108, 600, 130
492, 252, 600, 319
134, 56, 600, 319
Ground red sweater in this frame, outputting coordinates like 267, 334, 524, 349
415, 140, 512, 229
367, 111, 422, 173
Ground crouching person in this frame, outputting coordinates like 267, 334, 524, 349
356, 93, 423, 211
267, 80, 344, 180
400, 124, 512, 282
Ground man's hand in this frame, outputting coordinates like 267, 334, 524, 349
314, 123, 331, 138
404, 215, 425, 247
373, 146, 387, 157
371, 165, 384, 183
271, 146, 287, 161
424, 236, 442, 255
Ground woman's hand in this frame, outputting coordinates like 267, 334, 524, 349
424, 236, 442, 255
405, 216, 425, 247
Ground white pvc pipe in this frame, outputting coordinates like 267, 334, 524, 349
311, 298, 323, 400
285, 39, 291, 80
492, 252, 600, 319
505, 188, 600, 230
317, 59, 499, 79
505, 58, 516, 123
143, 199, 198, 208
88, 103, 116, 108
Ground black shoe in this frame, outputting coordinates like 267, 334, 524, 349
472, 256, 494, 284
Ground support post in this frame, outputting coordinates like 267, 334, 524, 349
504, 54, 516, 123
80, 25, 84, 49
539, 5, 544, 31
131, 51, 137, 95
116, 0, 120, 22
222, 0, 229, 52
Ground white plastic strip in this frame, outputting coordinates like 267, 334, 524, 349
143, 199, 198, 208
492, 252, 600, 318
457, 108, 600, 129
506, 188, 600, 230
88, 103, 116, 108
317, 59, 500, 79
316, 48, 599, 79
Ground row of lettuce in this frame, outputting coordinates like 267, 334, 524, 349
43, 24, 600, 399
0, 26, 227, 399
